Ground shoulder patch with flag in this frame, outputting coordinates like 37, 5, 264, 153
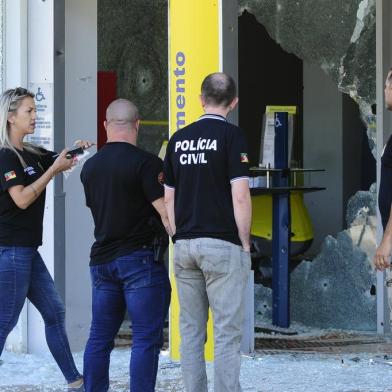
240, 153, 249, 163
158, 171, 164, 185
4, 170, 16, 181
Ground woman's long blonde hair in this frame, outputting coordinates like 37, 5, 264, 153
0, 87, 44, 168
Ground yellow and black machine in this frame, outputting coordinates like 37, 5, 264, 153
249, 106, 325, 327
250, 105, 316, 283
250, 190, 314, 285
251, 106, 313, 286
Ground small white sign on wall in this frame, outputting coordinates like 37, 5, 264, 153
27, 82, 53, 150
260, 106, 296, 168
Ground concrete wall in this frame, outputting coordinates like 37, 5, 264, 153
65, 0, 97, 350
303, 62, 344, 253
4, 0, 27, 90
222, 0, 239, 125
27, 0, 56, 355
3, 0, 28, 353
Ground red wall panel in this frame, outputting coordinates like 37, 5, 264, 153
97, 71, 117, 149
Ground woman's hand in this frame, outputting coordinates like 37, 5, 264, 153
73, 139, 95, 150
51, 149, 76, 175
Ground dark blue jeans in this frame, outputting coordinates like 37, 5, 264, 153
83, 249, 171, 392
0, 246, 82, 383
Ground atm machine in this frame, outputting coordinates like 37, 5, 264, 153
249, 107, 325, 327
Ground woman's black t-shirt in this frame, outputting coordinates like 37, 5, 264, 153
0, 147, 55, 246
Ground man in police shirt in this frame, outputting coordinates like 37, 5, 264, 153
164, 72, 252, 392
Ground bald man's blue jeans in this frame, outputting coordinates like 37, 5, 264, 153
83, 249, 171, 392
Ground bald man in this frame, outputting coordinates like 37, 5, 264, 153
80, 99, 171, 392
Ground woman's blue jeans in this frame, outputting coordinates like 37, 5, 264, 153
83, 249, 171, 392
0, 246, 82, 383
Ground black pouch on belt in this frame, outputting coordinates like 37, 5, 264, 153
148, 216, 169, 263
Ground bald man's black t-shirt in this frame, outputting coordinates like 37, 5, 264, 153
380, 134, 392, 230
80, 142, 164, 265
163, 114, 249, 245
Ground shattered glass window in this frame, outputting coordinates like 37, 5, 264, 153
239, 0, 376, 154
239, 0, 378, 330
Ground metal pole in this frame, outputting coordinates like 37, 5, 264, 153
272, 112, 291, 327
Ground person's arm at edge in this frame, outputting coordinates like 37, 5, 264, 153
231, 179, 252, 252
164, 186, 176, 237
152, 196, 174, 237
374, 204, 392, 271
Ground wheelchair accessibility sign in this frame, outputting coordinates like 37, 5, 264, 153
275, 114, 282, 128
27, 83, 53, 149
35, 87, 46, 102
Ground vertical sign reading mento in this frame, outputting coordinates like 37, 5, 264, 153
27, 83, 53, 149
168, 0, 221, 361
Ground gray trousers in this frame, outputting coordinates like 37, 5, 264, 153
174, 238, 251, 392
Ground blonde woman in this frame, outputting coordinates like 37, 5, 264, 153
0, 87, 88, 391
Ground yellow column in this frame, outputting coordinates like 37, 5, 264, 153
168, 0, 221, 361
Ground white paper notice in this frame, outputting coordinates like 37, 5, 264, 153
261, 113, 276, 168
27, 83, 53, 150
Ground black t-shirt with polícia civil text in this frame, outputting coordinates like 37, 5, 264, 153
379, 134, 392, 230
80, 142, 164, 265
0, 147, 56, 246
163, 114, 249, 245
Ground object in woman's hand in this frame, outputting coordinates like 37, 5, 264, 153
65, 147, 84, 159
53, 147, 84, 159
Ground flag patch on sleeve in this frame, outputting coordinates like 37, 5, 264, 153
240, 153, 249, 163
158, 171, 164, 185
4, 171, 16, 181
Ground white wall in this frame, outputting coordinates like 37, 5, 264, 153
303, 62, 343, 253
3, 0, 28, 353
4, 0, 27, 89
27, 0, 55, 355
65, 0, 97, 350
